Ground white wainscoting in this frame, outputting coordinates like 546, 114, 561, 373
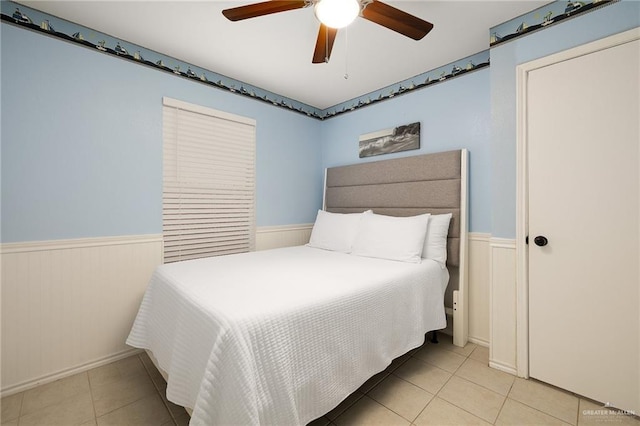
0, 225, 310, 397
489, 237, 517, 375
0, 226, 503, 396
255, 224, 313, 251
0, 234, 163, 396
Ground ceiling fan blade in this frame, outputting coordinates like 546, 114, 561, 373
312, 24, 338, 64
222, 1, 308, 21
361, 0, 433, 40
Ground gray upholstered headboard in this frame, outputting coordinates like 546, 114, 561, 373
323, 150, 469, 345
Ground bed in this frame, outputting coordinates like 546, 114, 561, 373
126, 149, 468, 425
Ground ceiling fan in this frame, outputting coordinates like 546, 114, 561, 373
222, 0, 434, 64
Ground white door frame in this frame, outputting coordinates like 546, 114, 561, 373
515, 27, 640, 378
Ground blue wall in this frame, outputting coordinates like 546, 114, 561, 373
2, 1, 639, 243
1, 25, 323, 243
489, 0, 640, 238
321, 69, 492, 234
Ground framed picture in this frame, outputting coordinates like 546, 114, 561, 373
359, 122, 420, 158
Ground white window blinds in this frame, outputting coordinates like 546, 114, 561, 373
162, 97, 256, 263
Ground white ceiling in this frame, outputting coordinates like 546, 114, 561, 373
19, 0, 548, 109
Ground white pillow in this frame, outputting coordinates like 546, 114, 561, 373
307, 210, 365, 253
422, 213, 452, 266
351, 212, 430, 263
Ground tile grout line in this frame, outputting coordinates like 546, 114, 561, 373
459, 345, 509, 425
138, 353, 180, 425
518, 377, 592, 425
492, 385, 512, 425
90, 355, 162, 421
370, 343, 446, 424
420, 343, 503, 424
365, 380, 427, 425
449, 344, 530, 424
91, 393, 155, 423
407, 342, 473, 424
15, 373, 96, 425
17, 391, 25, 422
386, 371, 440, 423
332, 348, 420, 424
86, 371, 99, 425
455, 357, 517, 401
363, 394, 410, 424
507, 394, 579, 426
333, 336, 474, 425
505, 376, 589, 425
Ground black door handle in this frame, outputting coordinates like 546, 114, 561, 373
534, 236, 548, 247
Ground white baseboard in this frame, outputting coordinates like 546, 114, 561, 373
490, 359, 518, 376
468, 336, 490, 348
1, 348, 142, 397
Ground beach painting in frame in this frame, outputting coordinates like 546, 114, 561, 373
359, 122, 421, 158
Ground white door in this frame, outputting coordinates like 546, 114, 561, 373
527, 37, 639, 413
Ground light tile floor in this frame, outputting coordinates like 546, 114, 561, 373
2, 335, 639, 425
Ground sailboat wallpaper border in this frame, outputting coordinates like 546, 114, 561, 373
490, 0, 618, 46
0, 1, 492, 121
1, 2, 322, 118
1, 1, 620, 120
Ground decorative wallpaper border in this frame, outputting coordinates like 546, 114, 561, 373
323, 50, 490, 118
0, 1, 491, 121
490, 0, 618, 47
1, 1, 619, 120
1, 2, 325, 117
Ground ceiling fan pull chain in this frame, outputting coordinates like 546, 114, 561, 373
344, 27, 349, 79
325, 26, 330, 63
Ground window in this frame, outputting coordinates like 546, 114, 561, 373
162, 97, 256, 263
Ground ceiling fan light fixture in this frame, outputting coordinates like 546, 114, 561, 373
314, 0, 360, 29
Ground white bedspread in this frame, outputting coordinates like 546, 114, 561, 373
126, 246, 448, 425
